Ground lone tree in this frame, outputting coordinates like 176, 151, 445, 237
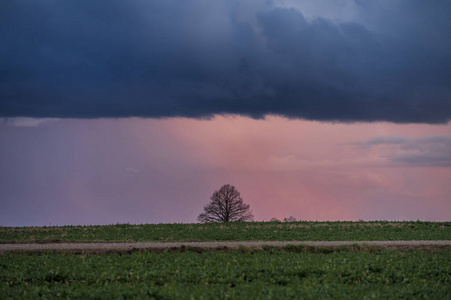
198, 184, 254, 223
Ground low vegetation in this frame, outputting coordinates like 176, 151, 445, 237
1, 221, 450, 299
1, 221, 450, 243
1, 250, 450, 299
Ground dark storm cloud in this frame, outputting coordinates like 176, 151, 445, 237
1, 0, 450, 122
354, 135, 451, 167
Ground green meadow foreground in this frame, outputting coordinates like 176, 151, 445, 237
1, 221, 450, 243
1, 249, 450, 299
1, 222, 450, 299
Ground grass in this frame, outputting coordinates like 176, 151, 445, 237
1, 221, 450, 243
1, 221, 450, 299
1, 250, 450, 299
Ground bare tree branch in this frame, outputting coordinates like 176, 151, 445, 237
197, 184, 254, 223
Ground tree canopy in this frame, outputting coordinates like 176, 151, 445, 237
198, 184, 254, 223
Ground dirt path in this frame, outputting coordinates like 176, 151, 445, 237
1, 240, 450, 253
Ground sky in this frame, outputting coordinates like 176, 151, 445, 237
1, 1, 450, 226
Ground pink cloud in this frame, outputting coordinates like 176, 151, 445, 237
133, 116, 451, 221
1, 116, 450, 226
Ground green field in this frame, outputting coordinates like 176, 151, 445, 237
1, 221, 450, 243
1, 250, 450, 299
1, 222, 450, 299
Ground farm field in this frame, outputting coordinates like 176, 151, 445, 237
2, 222, 450, 299
1, 250, 450, 299
1, 221, 450, 243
